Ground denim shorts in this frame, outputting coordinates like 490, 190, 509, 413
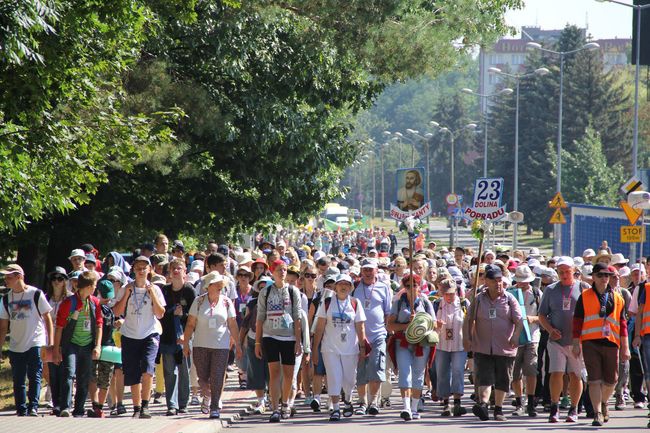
356, 337, 386, 384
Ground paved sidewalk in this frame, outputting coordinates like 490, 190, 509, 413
0, 372, 256, 433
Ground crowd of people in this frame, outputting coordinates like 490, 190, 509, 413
1, 230, 649, 428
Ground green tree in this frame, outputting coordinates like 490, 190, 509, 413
562, 126, 624, 206
0, 0, 194, 232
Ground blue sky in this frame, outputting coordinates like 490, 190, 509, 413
505, 0, 635, 39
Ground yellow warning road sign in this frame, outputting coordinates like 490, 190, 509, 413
549, 192, 568, 209
549, 208, 567, 224
621, 226, 645, 243
620, 200, 643, 225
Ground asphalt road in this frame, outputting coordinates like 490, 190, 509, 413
232, 393, 648, 432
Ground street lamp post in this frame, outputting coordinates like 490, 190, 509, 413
488, 66, 549, 250
527, 41, 600, 255
460, 88, 513, 177
433, 122, 478, 247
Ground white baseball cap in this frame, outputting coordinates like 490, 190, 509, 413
68, 249, 86, 260
556, 256, 575, 268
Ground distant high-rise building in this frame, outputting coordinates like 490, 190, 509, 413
478, 27, 631, 105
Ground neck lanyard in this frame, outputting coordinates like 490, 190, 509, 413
11, 290, 26, 304
336, 296, 349, 317
561, 282, 573, 300
209, 297, 220, 316
600, 290, 610, 320
133, 289, 148, 313
360, 281, 374, 301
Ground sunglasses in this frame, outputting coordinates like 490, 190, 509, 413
236, 273, 251, 278
52, 276, 66, 282
594, 273, 611, 278
303, 273, 317, 279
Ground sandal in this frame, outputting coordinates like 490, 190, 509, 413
201, 397, 211, 414
343, 402, 354, 417
329, 409, 341, 421
238, 372, 247, 390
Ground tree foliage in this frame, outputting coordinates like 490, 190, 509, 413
0, 0, 195, 232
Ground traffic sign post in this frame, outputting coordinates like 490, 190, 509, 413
548, 192, 567, 234
463, 177, 507, 221
621, 200, 643, 225
621, 225, 645, 243
549, 208, 567, 225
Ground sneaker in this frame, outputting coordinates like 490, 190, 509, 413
281, 404, 290, 420
329, 409, 341, 422
354, 404, 367, 415
153, 392, 162, 404
380, 397, 390, 408
549, 404, 559, 423
472, 403, 489, 421
87, 408, 104, 418
209, 410, 220, 419
592, 412, 604, 427
51, 407, 61, 417
412, 412, 421, 420
526, 403, 538, 417
227, 364, 235, 372
269, 410, 281, 423
140, 406, 151, 419
28, 408, 38, 417
368, 403, 379, 415
560, 396, 570, 410
178, 407, 187, 414
400, 410, 412, 421
494, 408, 507, 421
512, 406, 524, 416
565, 407, 578, 423
310, 398, 321, 413
116, 403, 127, 415
452, 405, 467, 417
132, 410, 141, 419
615, 394, 625, 411
254, 402, 266, 415
635, 401, 645, 409
59, 409, 71, 417
190, 395, 200, 406
343, 402, 354, 417
166, 408, 177, 416
441, 404, 451, 417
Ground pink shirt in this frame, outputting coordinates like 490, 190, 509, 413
470, 290, 522, 357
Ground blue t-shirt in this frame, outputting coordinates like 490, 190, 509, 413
538, 281, 583, 346
352, 280, 391, 343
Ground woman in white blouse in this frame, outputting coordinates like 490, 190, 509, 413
434, 278, 468, 417
181, 271, 242, 419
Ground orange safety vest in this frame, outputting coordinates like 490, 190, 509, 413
580, 288, 624, 347
640, 283, 650, 336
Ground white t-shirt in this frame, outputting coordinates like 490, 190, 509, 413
0, 286, 52, 353
189, 294, 235, 350
117, 284, 166, 340
316, 295, 366, 355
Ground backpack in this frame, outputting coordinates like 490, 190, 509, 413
3, 289, 43, 318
